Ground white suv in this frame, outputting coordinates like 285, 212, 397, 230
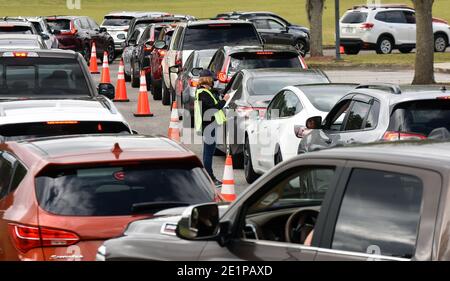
340, 4, 450, 54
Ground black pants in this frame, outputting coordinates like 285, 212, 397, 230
202, 126, 216, 179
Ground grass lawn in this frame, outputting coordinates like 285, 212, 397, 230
1, 0, 450, 45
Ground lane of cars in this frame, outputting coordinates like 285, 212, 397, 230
1, 6, 450, 261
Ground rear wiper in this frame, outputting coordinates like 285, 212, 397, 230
131, 201, 190, 214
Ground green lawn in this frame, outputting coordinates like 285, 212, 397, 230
1, 0, 450, 45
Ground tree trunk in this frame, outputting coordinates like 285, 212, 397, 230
412, 0, 435, 84
306, 0, 325, 57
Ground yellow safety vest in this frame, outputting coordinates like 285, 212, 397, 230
194, 88, 227, 133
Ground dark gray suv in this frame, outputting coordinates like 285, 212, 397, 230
298, 83, 450, 154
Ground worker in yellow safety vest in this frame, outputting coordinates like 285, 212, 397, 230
194, 69, 230, 187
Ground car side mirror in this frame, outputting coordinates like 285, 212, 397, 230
306, 116, 322, 130
191, 67, 203, 76
99, 27, 107, 33
153, 40, 166, 49
176, 203, 220, 240
40, 33, 50, 40
169, 65, 180, 74
98, 83, 115, 100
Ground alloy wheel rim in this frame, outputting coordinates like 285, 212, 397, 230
436, 37, 446, 51
381, 40, 392, 54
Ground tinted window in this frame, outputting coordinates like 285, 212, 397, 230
102, 16, 133, 26
332, 169, 423, 258
229, 52, 302, 76
342, 12, 368, 24
252, 19, 269, 29
46, 19, 71, 31
171, 26, 184, 50
0, 58, 91, 97
280, 91, 302, 117
87, 18, 99, 30
365, 101, 380, 129
0, 121, 131, 141
79, 18, 90, 30
385, 11, 406, 23
10, 162, 27, 192
0, 152, 16, 199
326, 100, 352, 131
344, 101, 371, 131
182, 24, 260, 50
388, 99, 450, 137
138, 28, 151, 44
267, 19, 284, 30
35, 164, 214, 216
403, 11, 416, 24
31, 22, 43, 33
0, 26, 33, 34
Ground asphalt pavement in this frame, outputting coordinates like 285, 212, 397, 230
94, 59, 450, 195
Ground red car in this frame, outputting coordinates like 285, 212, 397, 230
0, 135, 222, 261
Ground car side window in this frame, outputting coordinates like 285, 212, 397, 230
252, 19, 269, 29
403, 11, 416, 24
172, 27, 184, 50
364, 100, 380, 129
88, 18, 99, 30
266, 92, 285, 120
79, 18, 91, 30
280, 91, 302, 118
138, 28, 150, 44
10, 162, 27, 193
385, 11, 407, 24
0, 152, 17, 200
73, 19, 82, 30
324, 100, 352, 131
332, 168, 423, 258
267, 19, 285, 30
230, 73, 244, 100
184, 53, 194, 71
344, 101, 372, 131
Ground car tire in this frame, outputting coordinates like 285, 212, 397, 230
294, 39, 307, 57
376, 36, 394, 54
106, 44, 115, 64
130, 64, 140, 88
232, 152, 244, 169
344, 46, 360, 55
244, 137, 259, 184
399, 46, 414, 54
151, 81, 162, 100
162, 76, 171, 105
274, 147, 283, 166
434, 34, 448, 52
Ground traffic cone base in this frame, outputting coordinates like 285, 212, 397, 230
134, 113, 154, 117
134, 70, 154, 117
221, 155, 237, 202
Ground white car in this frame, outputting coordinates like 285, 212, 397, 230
0, 99, 133, 141
26, 17, 59, 49
0, 34, 47, 49
244, 83, 357, 183
339, 4, 450, 54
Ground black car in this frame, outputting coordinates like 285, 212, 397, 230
214, 11, 310, 56
298, 83, 450, 154
99, 140, 450, 261
45, 16, 116, 63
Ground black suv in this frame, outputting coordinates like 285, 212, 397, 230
298, 83, 450, 154
215, 11, 310, 56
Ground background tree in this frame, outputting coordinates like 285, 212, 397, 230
412, 0, 435, 84
306, 0, 326, 57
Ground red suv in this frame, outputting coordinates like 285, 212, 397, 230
0, 135, 221, 261
46, 16, 115, 63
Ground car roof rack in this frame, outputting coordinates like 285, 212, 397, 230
352, 4, 414, 10
0, 16, 28, 22
356, 83, 402, 94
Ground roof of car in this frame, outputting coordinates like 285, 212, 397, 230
0, 19, 34, 26
0, 99, 124, 125
104, 11, 167, 17
221, 44, 298, 54
0, 34, 42, 40
45, 16, 86, 20
0, 48, 78, 58
181, 19, 252, 27
349, 4, 414, 11
241, 68, 322, 77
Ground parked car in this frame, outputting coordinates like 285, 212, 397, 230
25, 17, 59, 49
298, 83, 450, 154
206, 45, 308, 93
149, 25, 175, 100
0, 34, 47, 49
0, 49, 115, 100
122, 26, 146, 83
99, 139, 450, 261
245, 83, 357, 183
45, 16, 116, 63
158, 20, 263, 105
173, 49, 217, 124
0, 17, 38, 35
215, 11, 310, 56
340, 4, 450, 54
0, 135, 222, 261
101, 11, 166, 51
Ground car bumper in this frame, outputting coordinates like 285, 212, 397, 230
340, 38, 376, 50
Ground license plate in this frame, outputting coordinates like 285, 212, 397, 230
343, 27, 355, 34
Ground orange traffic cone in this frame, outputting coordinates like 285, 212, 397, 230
340, 45, 345, 54
89, 42, 99, 74
114, 59, 129, 102
133, 71, 154, 117
168, 101, 180, 141
100, 51, 111, 84
221, 155, 237, 202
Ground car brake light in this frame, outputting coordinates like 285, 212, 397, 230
256, 51, 274, 55
218, 71, 229, 83
158, 49, 167, 57
189, 78, 199, 87
437, 96, 450, 99
382, 131, 427, 141
46, 121, 79, 125
8, 224, 80, 253
360, 22, 375, 30
2, 51, 38, 58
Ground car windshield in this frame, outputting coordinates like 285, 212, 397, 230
248, 74, 329, 96
182, 24, 261, 50
0, 39, 41, 49
229, 52, 302, 76
0, 121, 131, 141
0, 57, 91, 97
102, 17, 133, 26
35, 164, 214, 216
389, 99, 450, 137
46, 19, 70, 31
0, 26, 33, 34
342, 11, 368, 23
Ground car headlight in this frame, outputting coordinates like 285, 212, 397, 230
96, 245, 106, 261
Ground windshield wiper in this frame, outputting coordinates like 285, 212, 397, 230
131, 201, 190, 214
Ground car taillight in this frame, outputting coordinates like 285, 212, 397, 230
175, 52, 182, 66
189, 78, 199, 87
360, 22, 374, 30
218, 71, 229, 83
8, 224, 80, 253
158, 49, 167, 57
256, 51, 274, 55
382, 131, 427, 141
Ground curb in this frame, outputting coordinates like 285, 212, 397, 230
434, 67, 450, 74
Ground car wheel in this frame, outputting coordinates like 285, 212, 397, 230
152, 81, 162, 100
274, 147, 283, 166
107, 44, 115, 63
399, 46, 414, 54
130, 63, 140, 88
244, 137, 259, 184
434, 34, 448, 52
344, 46, 360, 55
124, 71, 131, 82
162, 76, 171, 105
82, 44, 91, 62
294, 39, 307, 57
232, 153, 244, 169
376, 36, 394, 54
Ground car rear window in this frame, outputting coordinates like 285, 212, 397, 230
0, 57, 91, 97
102, 16, 133, 26
46, 19, 71, 31
228, 52, 302, 76
248, 74, 329, 96
0, 121, 131, 141
182, 24, 261, 50
342, 11, 368, 23
389, 99, 450, 137
35, 164, 214, 216
0, 25, 33, 34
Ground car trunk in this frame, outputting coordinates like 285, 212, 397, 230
340, 11, 369, 38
